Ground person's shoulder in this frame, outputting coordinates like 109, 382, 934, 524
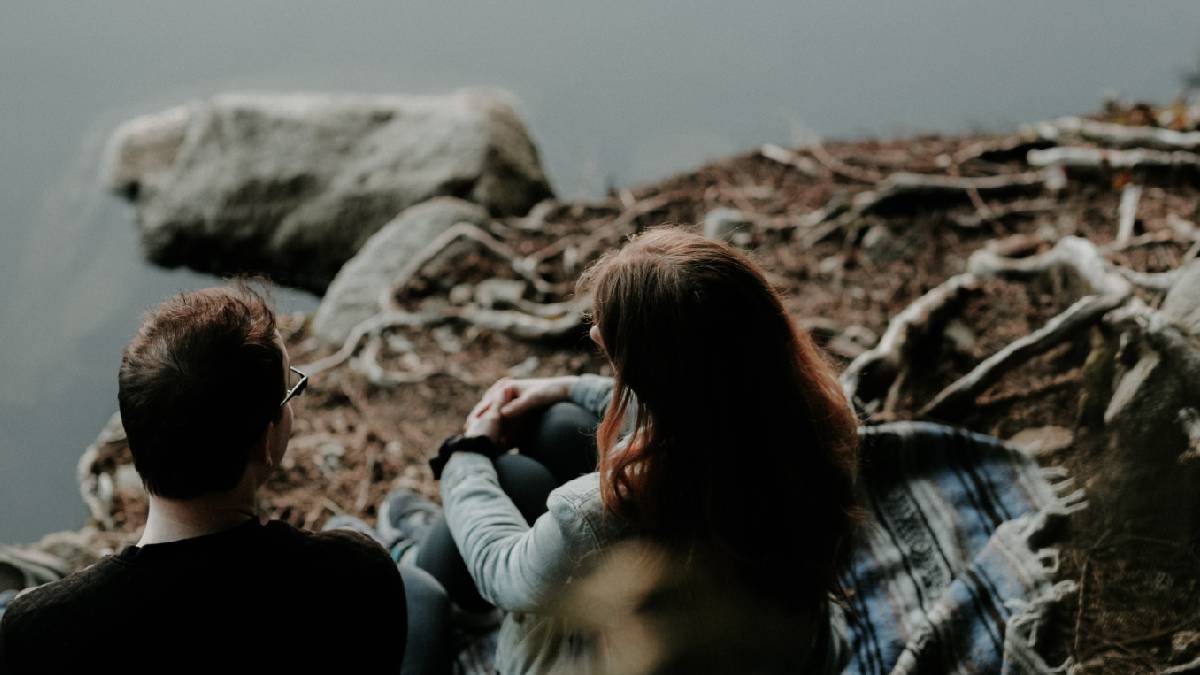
549, 472, 602, 511
1, 556, 124, 632
263, 520, 393, 567
547, 473, 632, 552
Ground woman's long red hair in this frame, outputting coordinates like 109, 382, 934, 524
578, 227, 860, 614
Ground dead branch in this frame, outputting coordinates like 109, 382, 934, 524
350, 333, 473, 386
953, 134, 1054, 164
840, 272, 981, 410
1116, 183, 1141, 246
302, 308, 443, 375
948, 198, 1057, 229
611, 190, 691, 231
968, 235, 1133, 297
1032, 116, 1200, 152
394, 220, 555, 296
1113, 267, 1181, 292
1028, 147, 1200, 171
804, 171, 1044, 246
758, 144, 819, 176
804, 142, 886, 183
920, 293, 1129, 419
457, 302, 587, 340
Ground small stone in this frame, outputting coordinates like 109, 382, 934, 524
943, 319, 977, 355
703, 208, 752, 243
432, 325, 462, 354
475, 279, 527, 308
318, 442, 345, 470
386, 333, 415, 353
841, 325, 879, 349
1007, 426, 1074, 457
827, 334, 867, 360
817, 256, 843, 276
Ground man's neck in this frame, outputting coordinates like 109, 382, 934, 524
137, 480, 260, 547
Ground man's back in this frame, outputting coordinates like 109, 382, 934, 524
0, 519, 406, 673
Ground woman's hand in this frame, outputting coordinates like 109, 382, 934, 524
472, 376, 578, 420
465, 376, 579, 444
464, 408, 504, 443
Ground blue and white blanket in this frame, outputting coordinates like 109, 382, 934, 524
839, 421, 1081, 675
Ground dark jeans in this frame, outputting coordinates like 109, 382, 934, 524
398, 564, 452, 675
416, 401, 601, 611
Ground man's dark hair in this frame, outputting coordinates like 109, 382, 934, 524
118, 282, 285, 499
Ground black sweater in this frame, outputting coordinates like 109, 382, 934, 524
0, 518, 407, 674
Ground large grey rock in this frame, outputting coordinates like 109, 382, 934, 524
105, 89, 553, 293
312, 198, 488, 342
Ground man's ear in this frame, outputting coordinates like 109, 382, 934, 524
252, 422, 275, 468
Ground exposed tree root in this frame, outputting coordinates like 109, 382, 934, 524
1033, 116, 1200, 152
805, 171, 1045, 246
840, 272, 980, 412
920, 293, 1128, 419
1028, 146, 1200, 172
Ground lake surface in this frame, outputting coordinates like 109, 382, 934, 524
2, 0, 1198, 542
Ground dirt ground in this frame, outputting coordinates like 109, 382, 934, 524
94, 107, 1200, 672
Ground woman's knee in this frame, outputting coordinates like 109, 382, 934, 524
494, 454, 557, 522
520, 401, 600, 480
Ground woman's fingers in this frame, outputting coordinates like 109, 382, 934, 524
500, 389, 544, 417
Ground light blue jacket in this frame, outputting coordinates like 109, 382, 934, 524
440, 375, 842, 674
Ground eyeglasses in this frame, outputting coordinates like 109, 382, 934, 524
281, 366, 308, 407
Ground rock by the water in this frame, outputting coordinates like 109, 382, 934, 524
312, 198, 488, 343
105, 89, 553, 293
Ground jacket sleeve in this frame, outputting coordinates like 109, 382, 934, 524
569, 374, 615, 420
570, 374, 638, 437
440, 452, 596, 613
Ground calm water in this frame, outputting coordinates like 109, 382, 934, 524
2, 1, 1198, 542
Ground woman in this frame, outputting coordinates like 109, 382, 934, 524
414, 227, 860, 673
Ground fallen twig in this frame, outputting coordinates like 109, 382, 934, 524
759, 144, 819, 177
1116, 183, 1142, 246
948, 198, 1057, 229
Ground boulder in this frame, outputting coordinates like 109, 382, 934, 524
312, 198, 488, 343
105, 89, 553, 293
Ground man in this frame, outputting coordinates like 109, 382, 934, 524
0, 284, 407, 673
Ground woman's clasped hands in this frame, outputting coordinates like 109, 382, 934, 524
463, 375, 579, 445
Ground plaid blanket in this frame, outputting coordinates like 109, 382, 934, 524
839, 421, 1082, 675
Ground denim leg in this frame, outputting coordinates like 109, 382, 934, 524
398, 564, 453, 675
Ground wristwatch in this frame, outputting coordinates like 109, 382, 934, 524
429, 434, 502, 479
